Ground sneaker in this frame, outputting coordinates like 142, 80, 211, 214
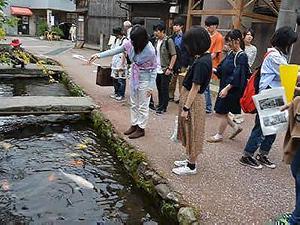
239, 156, 263, 169
206, 134, 223, 143
149, 104, 156, 111
272, 213, 292, 225
110, 94, 117, 99
229, 126, 243, 139
255, 154, 276, 169
172, 165, 197, 175
115, 96, 126, 102
174, 159, 188, 167
156, 108, 167, 114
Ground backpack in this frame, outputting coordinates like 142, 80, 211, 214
166, 36, 181, 73
240, 50, 274, 114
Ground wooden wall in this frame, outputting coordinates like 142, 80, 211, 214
86, 0, 127, 45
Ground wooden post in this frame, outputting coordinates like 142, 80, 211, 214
233, 0, 244, 29
186, 0, 194, 30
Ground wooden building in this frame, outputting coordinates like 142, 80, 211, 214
75, 0, 127, 47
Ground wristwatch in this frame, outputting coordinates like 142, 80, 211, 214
183, 106, 190, 112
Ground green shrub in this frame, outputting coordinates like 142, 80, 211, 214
51, 26, 64, 37
37, 20, 48, 36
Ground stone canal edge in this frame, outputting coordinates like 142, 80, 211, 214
61, 72, 200, 225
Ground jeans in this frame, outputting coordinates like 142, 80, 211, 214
290, 149, 300, 225
113, 78, 126, 97
156, 73, 171, 111
204, 85, 212, 112
244, 114, 276, 156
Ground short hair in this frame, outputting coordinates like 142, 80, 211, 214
183, 26, 211, 56
123, 21, 132, 27
153, 20, 166, 32
132, 17, 145, 26
113, 27, 123, 36
243, 28, 255, 39
225, 29, 245, 50
173, 17, 185, 26
205, 16, 219, 26
271, 26, 298, 54
130, 25, 149, 53
297, 8, 300, 26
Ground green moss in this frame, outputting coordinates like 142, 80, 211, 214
161, 201, 177, 221
60, 72, 85, 97
136, 177, 157, 198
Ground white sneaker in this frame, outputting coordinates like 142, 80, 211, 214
172, 165, 197, 175
110, 94, 117, 99
115, 96, 126, 102
174, 159, 188, 167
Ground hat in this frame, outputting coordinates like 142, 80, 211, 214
123, 21, 132, 27
10, 39, 21, 47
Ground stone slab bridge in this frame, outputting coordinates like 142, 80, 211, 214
0, 96, 96, 116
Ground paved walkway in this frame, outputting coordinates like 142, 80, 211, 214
18, 37, 294, 224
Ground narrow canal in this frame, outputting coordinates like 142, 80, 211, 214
0, 77, 167, 224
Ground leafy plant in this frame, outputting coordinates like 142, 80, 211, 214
0, 0, 18, 39
51, 26, 64, 37
37, 20, 48, 36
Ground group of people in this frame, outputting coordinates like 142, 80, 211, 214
88, 16, 300, 224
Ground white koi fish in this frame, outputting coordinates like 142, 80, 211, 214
59, 169, 94, 189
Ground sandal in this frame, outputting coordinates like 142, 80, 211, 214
229, 127, 243, 139
206, 135, 223, 143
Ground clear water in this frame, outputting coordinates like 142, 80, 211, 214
0, 119, 166, 225
0, 78, 69, 97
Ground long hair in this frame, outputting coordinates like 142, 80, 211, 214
225, 29, 245, 50
183, 26, 211, 57
271, 26, 298, 54
130, 25, 149, 54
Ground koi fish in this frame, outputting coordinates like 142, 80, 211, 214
59, 169, 94, 189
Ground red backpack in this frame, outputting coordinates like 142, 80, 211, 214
240, 50, 274, 113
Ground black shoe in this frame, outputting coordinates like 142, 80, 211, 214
149, 104, 156, 111
174, 100, 179, 104
239, 156, 262, 169
255, 154, 276, 169
156, 108, 166, 114
169, 97, 174, 102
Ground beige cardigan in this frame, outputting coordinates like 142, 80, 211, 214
283, 96, 300, 164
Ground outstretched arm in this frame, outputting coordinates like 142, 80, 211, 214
88, 45, 125, 64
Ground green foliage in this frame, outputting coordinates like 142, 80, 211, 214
51, 26, 64, 37
161, 201, 177, 220
60, 72, 85, 97
0, 0, 19, 39
37, 20, 48, 36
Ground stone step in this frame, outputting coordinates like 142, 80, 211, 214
0, 63, 64, 75
0, 96, 96, 116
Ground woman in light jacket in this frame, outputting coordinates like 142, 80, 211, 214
89, 25, 157, 139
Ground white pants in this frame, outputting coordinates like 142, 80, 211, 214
130, 79, 151, 129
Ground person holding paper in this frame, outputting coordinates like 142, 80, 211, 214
240, 26, 298, 170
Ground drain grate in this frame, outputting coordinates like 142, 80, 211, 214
44, 47, 71, 56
